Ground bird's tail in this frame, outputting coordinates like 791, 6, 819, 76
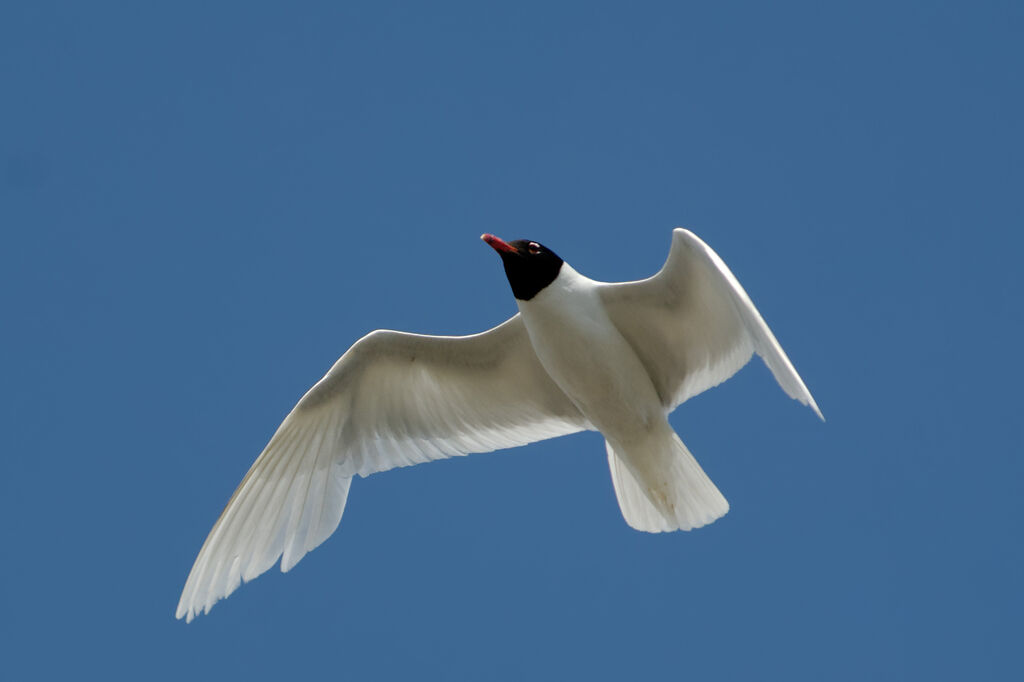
606, 427, 729, 532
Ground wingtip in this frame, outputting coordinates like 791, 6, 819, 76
175, 595, 188, 621
176, 598, 201, 623
672, 227, 700, 242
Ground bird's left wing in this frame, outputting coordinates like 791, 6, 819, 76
177, 314, 588, 622
598, 228, 822, 418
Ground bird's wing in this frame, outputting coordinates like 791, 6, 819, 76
177, 314, 588, 622
599, 228, 822, 417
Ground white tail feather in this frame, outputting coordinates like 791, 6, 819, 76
606, 428, 729, 532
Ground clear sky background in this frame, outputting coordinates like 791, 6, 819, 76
2, 2, 1021, 680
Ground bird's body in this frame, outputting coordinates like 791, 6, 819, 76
177, 229, 822, 622
518, 263, 662, 441
517, 260, 731, 531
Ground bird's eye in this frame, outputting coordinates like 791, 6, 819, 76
527, 242, 541, 254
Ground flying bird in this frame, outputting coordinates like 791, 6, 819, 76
177, 228, 822, 622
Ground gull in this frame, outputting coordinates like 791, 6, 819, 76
176, 228, 822, 622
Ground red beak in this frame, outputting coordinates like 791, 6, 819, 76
481, 233, 517, 255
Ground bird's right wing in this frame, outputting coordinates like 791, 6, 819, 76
599, 229, 822, 417
177, 313, 588, 622
301, 313, 589, 477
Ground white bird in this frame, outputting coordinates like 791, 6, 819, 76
176, 228, 822, 622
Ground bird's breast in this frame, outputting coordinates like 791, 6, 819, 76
517, 271, 663, 441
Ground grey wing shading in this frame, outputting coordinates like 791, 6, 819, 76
177, 314, 588, 622
599, 228, 822, 418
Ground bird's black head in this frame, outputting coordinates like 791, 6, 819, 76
481, 234, 564, 301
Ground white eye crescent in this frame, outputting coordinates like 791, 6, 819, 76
528, 242, 541, 254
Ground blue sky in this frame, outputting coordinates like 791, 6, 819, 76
2, 1, 1021, 679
